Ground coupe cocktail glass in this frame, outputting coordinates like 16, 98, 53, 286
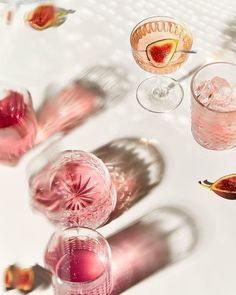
130, 16, 192, 113
191, 62, 236, 150
45, 227, 112, 295
0, 83, 37, 164
29, 150, 116, 228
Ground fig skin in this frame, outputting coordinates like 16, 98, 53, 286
4, 266, 14, 290
199, 174, 236, 200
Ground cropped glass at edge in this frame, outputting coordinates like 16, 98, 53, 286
191, 62, 236, 150
0, 83, 37, 164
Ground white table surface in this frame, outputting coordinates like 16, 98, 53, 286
0, 0, 236, 294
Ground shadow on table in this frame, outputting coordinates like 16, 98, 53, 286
223, 17, 236, 52
36, 64, 132, 145
109, 206, 199, 294
93, 137, 165, 222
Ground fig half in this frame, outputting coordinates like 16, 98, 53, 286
15, 268, 34, 292
27, 5, 56, 30
199, 174, 236, 200
146, 39, 178, 67
26, 5, 75, 31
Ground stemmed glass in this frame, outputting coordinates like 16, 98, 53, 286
130, 16, 193, 113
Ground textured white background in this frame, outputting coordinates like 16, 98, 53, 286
0, 0, 236, 294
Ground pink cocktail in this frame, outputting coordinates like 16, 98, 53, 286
45, 227, 112, 295
29, 150, 116, 228
191, 62, 236, 150
0, 84, 37, 164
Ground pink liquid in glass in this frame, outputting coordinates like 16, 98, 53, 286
0, 88, 37, 164
45, 228, 112, 295
56, 250, 105, 283
30, 151, 116, 228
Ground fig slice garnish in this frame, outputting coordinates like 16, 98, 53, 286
199, 174, 236, 200
146, 38, 179, 67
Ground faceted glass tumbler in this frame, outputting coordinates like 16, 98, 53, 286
191, 62, 236, 150
29, 150, 116, 228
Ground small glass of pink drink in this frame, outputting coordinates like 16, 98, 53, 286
45, 227, 112, 295
191, 62, 236, 150
0, 83, 37, 164
29, 150, 116, 228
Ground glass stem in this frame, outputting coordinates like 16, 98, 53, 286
153, 82, 177, 99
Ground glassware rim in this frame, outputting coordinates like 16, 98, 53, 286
191, 61, 236, 114
130, 15, 192, 48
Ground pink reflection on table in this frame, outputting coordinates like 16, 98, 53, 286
109, 207, 198, 294
93, 137, 165, 222
36, 65, 131, 144
36, 81, 98, 144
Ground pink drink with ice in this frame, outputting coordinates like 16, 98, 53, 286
0, 87, 37, 164
30, 151, 116, 228
191, 63, 236, 150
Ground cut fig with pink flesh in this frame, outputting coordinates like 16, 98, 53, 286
199, 174, 236, 200
146, 39, 179, 67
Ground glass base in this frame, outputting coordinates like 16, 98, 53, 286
136, 76, 184, 113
